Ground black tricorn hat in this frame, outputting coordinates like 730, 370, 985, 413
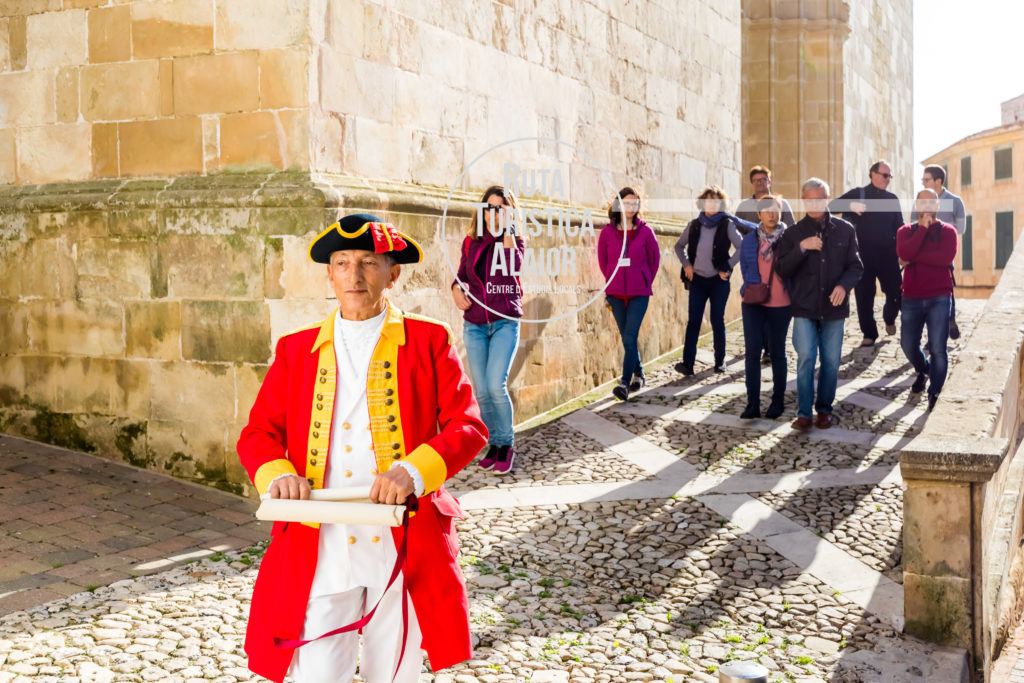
308, 213, 423, 264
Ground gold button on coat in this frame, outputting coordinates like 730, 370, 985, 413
348, 536, 356, 544
371, 536, 380, 543
344, 470, 352, 478
343, 422, 350, 430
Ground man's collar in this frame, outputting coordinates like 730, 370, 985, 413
311, 299, 406, 351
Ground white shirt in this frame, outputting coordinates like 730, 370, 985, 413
309, 307, 393, 596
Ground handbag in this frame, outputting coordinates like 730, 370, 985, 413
741, 253, 775, 305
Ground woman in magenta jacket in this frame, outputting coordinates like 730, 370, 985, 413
598, 187, 661, 401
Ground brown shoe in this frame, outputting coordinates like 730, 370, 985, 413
791, 416, 813, 430
859, 337, 876, 347
816, 412, 839, 429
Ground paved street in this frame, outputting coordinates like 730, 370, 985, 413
0, 300, 986, 681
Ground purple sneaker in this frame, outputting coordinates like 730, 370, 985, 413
492, 445, 515, 474
479, 445, 499, 469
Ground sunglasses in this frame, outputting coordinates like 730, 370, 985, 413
875, 172, 892, 179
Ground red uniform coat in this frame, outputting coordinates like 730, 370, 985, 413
237, 303, 487, 683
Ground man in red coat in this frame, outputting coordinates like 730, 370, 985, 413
237, 213, 487, 682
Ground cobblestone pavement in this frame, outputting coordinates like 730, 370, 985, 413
0, 300, 985, 682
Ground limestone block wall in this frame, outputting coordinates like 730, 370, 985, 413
309, 0, 744, 202
841, 0, 913, 199
0, 0, 311, 185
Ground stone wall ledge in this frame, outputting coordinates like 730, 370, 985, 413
0, 172, 694, 233
901, 435, 1010, 483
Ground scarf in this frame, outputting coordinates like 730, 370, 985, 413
698, 212, 726, 228
757, 222, 786, 259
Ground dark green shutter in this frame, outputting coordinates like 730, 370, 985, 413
995, 211, 1014, 269
962, 216, 972, 271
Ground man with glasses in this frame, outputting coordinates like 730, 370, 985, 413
831, 160, 905, 347
735, 165, 796, 230
911, 165, 967, 339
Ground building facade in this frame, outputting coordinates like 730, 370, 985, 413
923, 98, 1024, 298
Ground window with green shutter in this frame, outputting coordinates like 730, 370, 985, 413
962, 216, 973, 271
995, 211, 1014, 269
995, 148, 1013, 180
961, 156, 972, 187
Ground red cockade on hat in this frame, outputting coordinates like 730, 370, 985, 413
367, 222, 409, 254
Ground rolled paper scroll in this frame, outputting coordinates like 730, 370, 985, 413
256, 498, 405, 526
259, 486, 373, 503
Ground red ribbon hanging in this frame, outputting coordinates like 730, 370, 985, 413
368, 222, 409, 254
273, 495, 419, 682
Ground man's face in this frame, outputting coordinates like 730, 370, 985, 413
802, 187, 829, 219
327, 249, 399, 318
915, 189, 939, 217
921, 172, 942, 194
870, 164, 892, 190
751, 173, 771, 197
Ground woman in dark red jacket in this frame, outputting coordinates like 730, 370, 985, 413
896, 189, 958, 412
451, 186, 525, 473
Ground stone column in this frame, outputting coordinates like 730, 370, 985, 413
741, 0, 849, 199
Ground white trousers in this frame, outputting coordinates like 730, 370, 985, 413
287, 577, 423, 683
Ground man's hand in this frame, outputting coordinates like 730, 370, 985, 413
370, 467, 415, 505
851, 201, 867, 216
268, 474, 310, 500
718, 271, 729, 281
829, 285, 847, 307
683, 265, 694, 281
800, 236, 823, 251
898, 257, 909, 268
451, 284, 472, 311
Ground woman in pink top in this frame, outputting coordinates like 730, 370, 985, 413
738, 195, 792, 419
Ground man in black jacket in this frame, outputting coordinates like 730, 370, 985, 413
830, 161, 904, 346
776, 178, 864, 430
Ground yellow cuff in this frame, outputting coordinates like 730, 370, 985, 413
402, 444, 447, 494
254, 459, 298, 495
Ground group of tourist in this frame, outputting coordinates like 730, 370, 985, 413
447, 162, 965, 478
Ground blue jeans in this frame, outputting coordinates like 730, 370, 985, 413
682, 274, 731, 367
463, 319, 520, 446
742, 304, 792, 408
900, 296, 951, 396
791, 317, 845, 418
607, 296, 650, 384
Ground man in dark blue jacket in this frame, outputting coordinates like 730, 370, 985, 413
830, 161, 904, 346
776, 178, 864, 430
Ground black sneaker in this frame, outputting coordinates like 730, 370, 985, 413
927, 393, 938, 412
740, 405, 760, 419
629, 373, 646, 392
911, 372, 927, 394
949, 320, 961, 340
765, 399, 784, 419
675, 362, 694, 376
612, 382, 629, 401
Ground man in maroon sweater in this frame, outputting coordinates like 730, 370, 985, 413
896, 189, 958, 412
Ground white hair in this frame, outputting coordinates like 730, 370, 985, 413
801, 177, 831, 196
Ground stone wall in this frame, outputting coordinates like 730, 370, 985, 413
901, 230, 1024, 678
309, 0, 743, 201
841, 0, 914, 199
0, 0, 311, 184
0, 172, 737, 495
